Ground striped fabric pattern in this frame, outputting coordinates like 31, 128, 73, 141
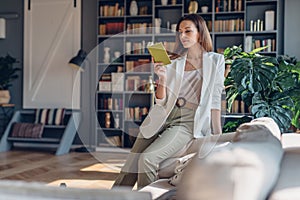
35, 108, 65, 125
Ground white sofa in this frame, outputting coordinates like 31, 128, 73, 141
0, 180, 152, 200
140, 117, 300, 200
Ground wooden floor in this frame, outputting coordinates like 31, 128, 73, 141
0, 147, 128, 190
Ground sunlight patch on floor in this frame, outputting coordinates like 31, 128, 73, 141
80, 163, 121, 173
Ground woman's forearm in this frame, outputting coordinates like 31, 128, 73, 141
155, 78, 166, 99
211, 109, 222, 135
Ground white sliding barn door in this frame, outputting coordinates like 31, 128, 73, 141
23, 0, 81, 109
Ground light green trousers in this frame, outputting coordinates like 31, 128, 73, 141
113, 106, 195, 189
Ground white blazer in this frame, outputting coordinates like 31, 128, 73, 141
140, 52, 225, 139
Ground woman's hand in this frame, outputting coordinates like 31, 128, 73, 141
153, 60, 167, 100
153, 62, 167, 83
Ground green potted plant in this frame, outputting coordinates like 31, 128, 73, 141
0, 54, 20, 104
276, 55, 300, 130
224, 45, 298, 132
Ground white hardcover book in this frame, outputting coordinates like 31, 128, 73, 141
267, 39, 272, 52
111, 72, 124, 92
244, 35, 253, 52
99, 81, 111, 91
265, 10, 275, 31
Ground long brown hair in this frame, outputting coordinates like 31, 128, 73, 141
170, 14, 213, 59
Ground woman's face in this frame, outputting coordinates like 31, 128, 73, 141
178, 20, 200, 48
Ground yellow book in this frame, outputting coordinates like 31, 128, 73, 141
147, 42, 171, 65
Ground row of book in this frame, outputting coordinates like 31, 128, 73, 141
98, 73, 152, 92
125, 106, 149, 121
126, 59, 151, 72
244, 36, 276, 52
100, 20, 256, 35
229, 100, 249, 114
126, 42, 149, 55
126, 23, 152, 34
99, 73, 125, 92
99, 22, 124, 35
99, 97, 123, 110
99, 3, 124, 17
214, 18, 244, 32
216, 0, 243, 12
125, 76, 142, 91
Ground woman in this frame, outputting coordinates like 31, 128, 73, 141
113, 14, 225, 189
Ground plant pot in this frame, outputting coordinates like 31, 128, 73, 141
0, 90, 10, 104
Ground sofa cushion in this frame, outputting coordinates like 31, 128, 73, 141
35, 108, 65, 125
268, 147, 300, 200
139, 179, 175, 200
10, 122, 44, 138
177, 117, 284, 200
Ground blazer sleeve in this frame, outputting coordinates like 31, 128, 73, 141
155, 96, 167, 106
211, 54, 225, 110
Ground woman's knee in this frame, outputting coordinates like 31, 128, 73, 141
138, 153, 158, 171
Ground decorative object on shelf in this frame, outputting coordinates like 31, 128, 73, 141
105, 112, 111, 128
129, 0, 138, 16
103, 47, 110, 64
154, 18, 162, 34
201, 6, 208, 13
188, 0, 198, 14
0, 90, 10, 105
171, 0, 176, 5
171, 24, 177, 32
0, 54, 19, 104
0, 18, 5, 39
112, 51, 121, 63
145, 76, 155, 93
114, 113, 120, 128
161, 0, 168, 6
68, 49, 87, 72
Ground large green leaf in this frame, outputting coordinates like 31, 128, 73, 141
251, 92, 294, 132
230, 56, 278, 95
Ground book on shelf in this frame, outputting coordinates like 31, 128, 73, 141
216, 0, 242, 12
125, 106, 148, 121
111, 72, 124, 92
99, 22, 124, 35
214, 19, 244, 32
99, 3, 124, 17
125, 76, 141, 91
99, 74, 111, 92
100, 97, 122, 110
107, 98, 113, 110
126, 23, 151, 34
244, 35, 253, 52
126, 59, 151, 72
252, 38, 276, 52
230, 100, 248, 113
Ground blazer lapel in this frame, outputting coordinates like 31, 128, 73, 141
200, 52, 213, 105
165, 56, 185, 110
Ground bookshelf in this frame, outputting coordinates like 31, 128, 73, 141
95, 0, 283, 148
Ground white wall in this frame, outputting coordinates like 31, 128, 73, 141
284, 0, 300, 59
